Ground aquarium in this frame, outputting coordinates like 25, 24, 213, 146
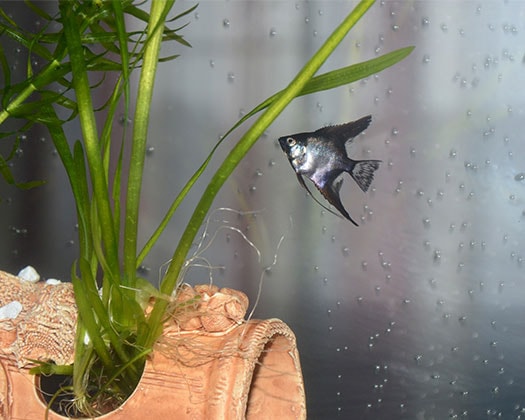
1, 1, 524, 418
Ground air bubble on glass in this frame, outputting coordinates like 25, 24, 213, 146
222, 18, 230, 28
394, 180, 403, 194
137, 265, 151, 276
119, 115, 131, 126
10, 226, 28, 236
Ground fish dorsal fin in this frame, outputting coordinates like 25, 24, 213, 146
314, 115, 372, 146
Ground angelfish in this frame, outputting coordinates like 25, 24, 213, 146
278, 115, 380, 226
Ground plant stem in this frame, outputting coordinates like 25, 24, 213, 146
0, 59, 61, 126
60, 1, 119, 277
140, 0, 376, 349
124, 0, 173, 290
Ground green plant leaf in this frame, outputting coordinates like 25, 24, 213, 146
123, 0, 175, 293
71, 261, 113, 369
60, 0, 120, 280
137, 45, 415, 266
141, 0, 380, 349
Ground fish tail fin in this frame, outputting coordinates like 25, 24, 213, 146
349, 160, 381, 192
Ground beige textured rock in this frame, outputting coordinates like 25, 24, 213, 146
0, 270, 77, 367
171, 284, 249, 333
0, 271, 306, 419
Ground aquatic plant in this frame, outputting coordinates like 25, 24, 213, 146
0, 0, 412, 415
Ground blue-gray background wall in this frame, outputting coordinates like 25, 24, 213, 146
2, 1, 525, 418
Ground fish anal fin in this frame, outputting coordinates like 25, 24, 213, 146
314, 182, 359, 227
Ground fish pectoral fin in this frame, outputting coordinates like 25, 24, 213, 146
334, 177, 344, 193
295, 175, 346, 221
294, 173, 358, 226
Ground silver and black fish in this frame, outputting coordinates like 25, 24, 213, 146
278, 115, 380, 226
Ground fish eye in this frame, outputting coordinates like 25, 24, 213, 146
286, 137, 296, 146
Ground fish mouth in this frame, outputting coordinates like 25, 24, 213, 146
277, 137, 288, 151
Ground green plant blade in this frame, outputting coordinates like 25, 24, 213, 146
140, 0, 378, 349
123, 0, 174, 291
137, 45, 415, 266
60, 0, 120, 279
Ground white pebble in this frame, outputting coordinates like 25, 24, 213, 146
0, 301, 22, 319
46, 278, 62, 285
18, 266, 40, 283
